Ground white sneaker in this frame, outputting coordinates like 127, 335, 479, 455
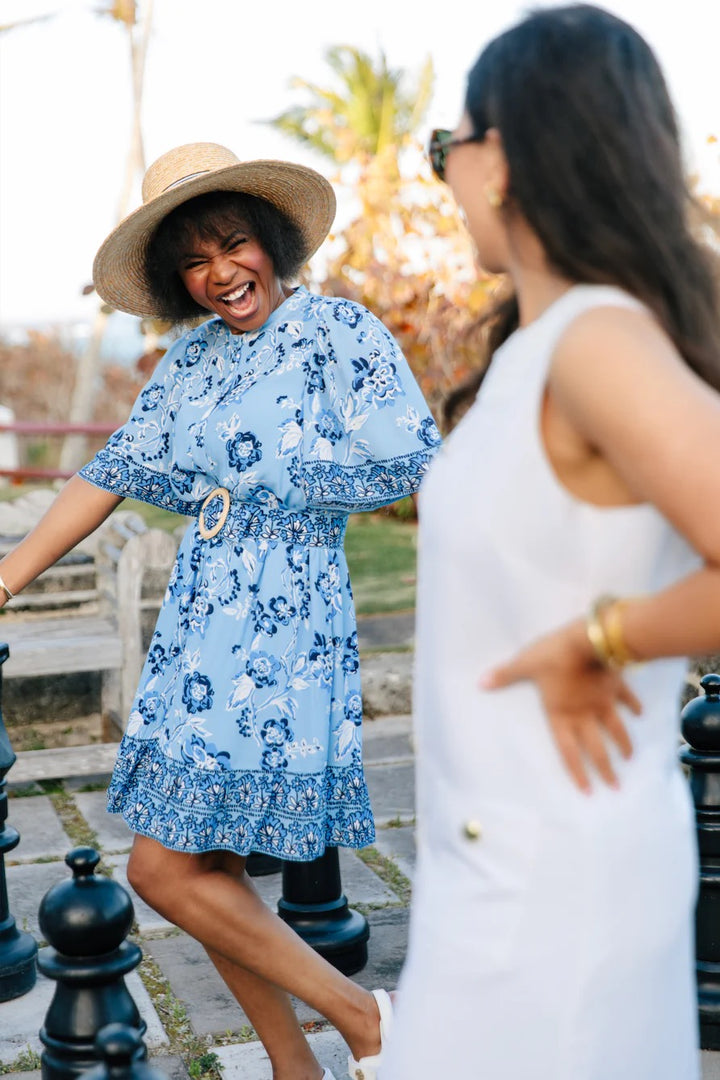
347, 989, 394, 1080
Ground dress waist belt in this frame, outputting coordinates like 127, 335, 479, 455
196, 487, 347, 548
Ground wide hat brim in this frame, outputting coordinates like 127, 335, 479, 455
92, 159, 336, 317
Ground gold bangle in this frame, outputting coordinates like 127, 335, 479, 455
0, 572, 15, 600
603, 598, 637, 667
585, 594, 638, 669
585, 594, 616, 667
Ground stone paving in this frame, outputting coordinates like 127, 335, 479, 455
2, 706, 719, 1079
1, 715, 416, 1079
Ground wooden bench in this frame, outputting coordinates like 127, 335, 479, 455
0, 489, 180, 738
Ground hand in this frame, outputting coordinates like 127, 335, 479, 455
480, 619, 642, 793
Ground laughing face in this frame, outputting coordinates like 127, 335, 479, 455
178, 224, 289, 333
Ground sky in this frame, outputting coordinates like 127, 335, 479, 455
0, 0, 718, 333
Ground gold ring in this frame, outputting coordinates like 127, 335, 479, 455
198, 487, 230, 540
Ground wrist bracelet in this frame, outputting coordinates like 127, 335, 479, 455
603, 598, 636, 667
585, 594, 616, 667
0, 572, 15, 600
585, 594, 637, 669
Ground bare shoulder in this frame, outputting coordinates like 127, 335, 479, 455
552, 302, 687, 389
547, 301, 720, 557
549, 301, 717, 427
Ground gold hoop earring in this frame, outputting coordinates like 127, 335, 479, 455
485, 186, 504, 209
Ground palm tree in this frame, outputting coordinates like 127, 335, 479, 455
267, 44, 434, 167
265, 43, 498, 424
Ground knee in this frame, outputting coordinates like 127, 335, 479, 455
126, 838, 180, 915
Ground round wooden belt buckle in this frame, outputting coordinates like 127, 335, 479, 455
198, 486, 230, 540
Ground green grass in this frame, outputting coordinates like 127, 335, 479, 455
344, 512, 418, 615
0, 1047, 42, 1075
3, 485, 418, 617
356, 844, 412, 905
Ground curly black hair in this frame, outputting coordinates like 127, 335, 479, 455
145, 190, 307, 323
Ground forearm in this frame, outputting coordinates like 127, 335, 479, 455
617, 564, 720, 662
0, 475, 123, 599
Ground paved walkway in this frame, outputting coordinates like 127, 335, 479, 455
2, 705, 719, 1078
1, 715, 416, 1079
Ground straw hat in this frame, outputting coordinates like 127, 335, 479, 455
92, 142, 336, 317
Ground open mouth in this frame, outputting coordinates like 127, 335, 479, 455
218, 281, 256, 315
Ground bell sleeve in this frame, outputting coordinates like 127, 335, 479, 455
78, 332, 198, 514
300, 299, 442, 512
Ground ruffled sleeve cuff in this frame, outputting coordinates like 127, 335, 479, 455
302, 447, 436, 512
79, 448, 193, 514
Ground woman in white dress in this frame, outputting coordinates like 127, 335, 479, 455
379, 5, 720, 1079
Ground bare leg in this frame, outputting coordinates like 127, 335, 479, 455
127, 836, 381, 1072
205, 946, 320, 1080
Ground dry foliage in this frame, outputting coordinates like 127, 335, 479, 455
316, 144, 503, 420
0, 333, 147, 470
0, 335, 146, 424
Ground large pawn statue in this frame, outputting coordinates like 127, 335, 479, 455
85, 1024, 165, 1080
279, 846, 369, 975
680, 672, 720, 1050
38, 847, 146, 1080
0, 641, 38, 1001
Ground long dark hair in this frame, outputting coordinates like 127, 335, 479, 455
145, 190, 306, 323
446, 3, 720, 426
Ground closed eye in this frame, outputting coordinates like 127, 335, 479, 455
179, 230, 250, 271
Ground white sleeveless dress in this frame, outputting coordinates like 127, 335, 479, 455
380, 285, 701, 1079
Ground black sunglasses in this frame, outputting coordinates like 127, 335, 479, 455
428, 128, 486, 183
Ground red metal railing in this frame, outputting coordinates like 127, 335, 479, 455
0, 422, 116, 481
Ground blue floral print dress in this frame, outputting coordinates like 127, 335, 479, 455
80, 287, 440, 860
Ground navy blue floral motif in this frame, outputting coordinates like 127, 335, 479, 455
351, 353, 401, 406
250, 596, 278, 636
331, 300, 363, 329
137, 690, 164, 724
262, 716, 293, 746
246, 651, 281, 688
188, 592, 214, 636
181, 339, 208, 367
308, 633, 335, 687
181, 734, 231, 769
342, 631, 360, 674
170, 464, 196, 495
418, 416, 443, 448
228, 431, 262, 472
147, 643, 171, 675
315, 409, 344, 444
269, 595, 296, 625
82, 287, 441, 860
182, 672, 214, 714
141, 383, 166, 411
315, 558, 342, 611
345, 690, 363, 724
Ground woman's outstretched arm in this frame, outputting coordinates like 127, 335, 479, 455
0, 475, 123, 606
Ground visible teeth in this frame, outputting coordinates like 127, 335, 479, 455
222, 282, 250, 303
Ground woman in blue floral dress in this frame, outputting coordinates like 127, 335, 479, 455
0, 143, 439, 1080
